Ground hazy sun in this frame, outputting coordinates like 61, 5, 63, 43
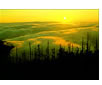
62, 17, 67, 24
64, 17, 67, 20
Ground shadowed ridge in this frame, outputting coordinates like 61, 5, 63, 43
0, 40, 14, 64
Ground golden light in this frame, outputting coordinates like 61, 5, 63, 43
64, 17, 66, 20
61, 17, 68, 24
0, 10, 98, 23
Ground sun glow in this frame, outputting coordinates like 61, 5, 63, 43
64, 17, 66, 20
62, 17, 68, 24
0, 10, 98, 23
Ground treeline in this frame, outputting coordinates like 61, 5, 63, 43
0, 33, 99, 80
9, 33, 99, 64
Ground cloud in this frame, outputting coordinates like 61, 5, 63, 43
92, 28, 99, 31
2, 22, 98, 49
27, 38, 41, 45
27, 36, 80, 47
6, 41, 24, 48
35, 29, 78, 35
76, 22, 98, 29
1, 21, 99, 41
62, 29, 78, 34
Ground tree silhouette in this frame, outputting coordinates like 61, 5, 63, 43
46, 41, 50, 59
29, 42, 32, 61
0, 32, 99, 80
51, 47, 55, 60
37, 44, 41, 59
86, 32, 89, 53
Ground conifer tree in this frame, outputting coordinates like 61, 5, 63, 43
52, 48, 55, 60
29, 42, 32, 60
46, 41, 50, 59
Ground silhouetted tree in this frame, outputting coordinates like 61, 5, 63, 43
46, 41, 50, 59
68, 43, 71, 54
40, 46, 44, 59
57, 45, 65, 58
22, 49, 26, 61
15, 47, 19, 62
95, 37, 98, 51
34, 47, 37, 59
81, 37, 84, 53
29, 42, 32, 61
71, 44, 73, 53
16, 47, 18, 58
76, 47, 79, 54
51, 48, 55, 60
37, 44, 41, 59
86, 33, 89, 53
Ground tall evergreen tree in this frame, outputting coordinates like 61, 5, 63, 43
51, 48, 55, 60
68, 43, 71, 54
29, 42, 32, 61
34, 47, 37, 59
71, 44, 73, 53
37, 44, 41, 59
16, 47, 18, 58
81, 37, 84, 53
46, 41, 50, 59
86, 33, 89, 53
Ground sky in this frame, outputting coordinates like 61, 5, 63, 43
0, 9, 99, 24
0, 9, 99, 56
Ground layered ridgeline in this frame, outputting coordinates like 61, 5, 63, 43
0, 22, 99, 61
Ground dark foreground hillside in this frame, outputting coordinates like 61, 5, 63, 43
0, 34, 99, 80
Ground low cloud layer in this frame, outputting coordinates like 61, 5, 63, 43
0, 22, 98, 54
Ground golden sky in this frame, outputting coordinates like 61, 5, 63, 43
0, 9, 99, 23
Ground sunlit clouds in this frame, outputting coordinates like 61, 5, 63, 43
3, 21, 98, 51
